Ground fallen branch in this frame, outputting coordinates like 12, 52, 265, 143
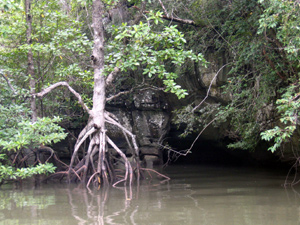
162, 115, 220, 164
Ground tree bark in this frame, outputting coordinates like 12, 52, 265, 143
91, 0, 106, 130
25, 0, 37, 122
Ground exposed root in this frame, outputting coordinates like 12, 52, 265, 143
107, 135, 132, 187
87, 171, 100, 188
140, 168, 170, 182
69, 127, 96, 175
63, 112, 166, 188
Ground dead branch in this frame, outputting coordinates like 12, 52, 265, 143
158, 0, 169, 17
161, 63, 231, 161
162, 115, 220, 163
132, 6, 197, 26
35, 81, 91, 114
192, 63, 230, 112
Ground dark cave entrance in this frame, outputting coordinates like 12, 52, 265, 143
165, 130, 285, 169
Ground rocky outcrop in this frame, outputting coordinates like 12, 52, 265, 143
54, 50, 284, 166
53, 52, 234, 167
107, 89, 170, 167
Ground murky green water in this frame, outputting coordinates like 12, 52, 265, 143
0, 165, 299, 225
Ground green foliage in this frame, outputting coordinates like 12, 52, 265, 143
0, 0, 21, 11
0, 0, 93, 118
0, 96, 64, 184
209, 0, 300, 152
0, 116, 67, 151
258, 0, 300, 64
106, 14, 206, 99
0, 163, 56, 184
261, 81, 300, 152
171, 0, 300, 153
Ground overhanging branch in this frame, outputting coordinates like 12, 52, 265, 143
106, 90, 131, 102
35, 81, 91, 114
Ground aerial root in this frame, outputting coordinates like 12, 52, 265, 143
68, 127, 96, 176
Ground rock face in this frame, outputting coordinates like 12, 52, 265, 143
105, 52, 233, 166
56, 51, 282, 166
54, 52, 234, 167
107, 89, 170, 167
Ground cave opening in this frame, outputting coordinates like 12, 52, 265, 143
165, 131, 288, 170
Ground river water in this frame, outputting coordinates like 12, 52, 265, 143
0, 164, 300, 225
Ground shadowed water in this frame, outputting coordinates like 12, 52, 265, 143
0, 165, 300, 225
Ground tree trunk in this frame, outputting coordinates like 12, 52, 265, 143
91, 0, 106, 131
88, 0, 107, 185
67, 0, 133, 187
25, 0, 37, 122
35, 0, 170, 188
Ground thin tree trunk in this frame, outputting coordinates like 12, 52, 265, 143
25, 0, 37, 122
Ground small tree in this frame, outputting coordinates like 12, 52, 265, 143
35, 0, 206, 187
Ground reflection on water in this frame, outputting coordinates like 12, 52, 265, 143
0, 165, 300, 225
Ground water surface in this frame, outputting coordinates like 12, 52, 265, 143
0, 165, 299, 225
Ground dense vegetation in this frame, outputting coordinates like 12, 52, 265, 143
0, 0, 299, 185
173, 0, 300, 158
